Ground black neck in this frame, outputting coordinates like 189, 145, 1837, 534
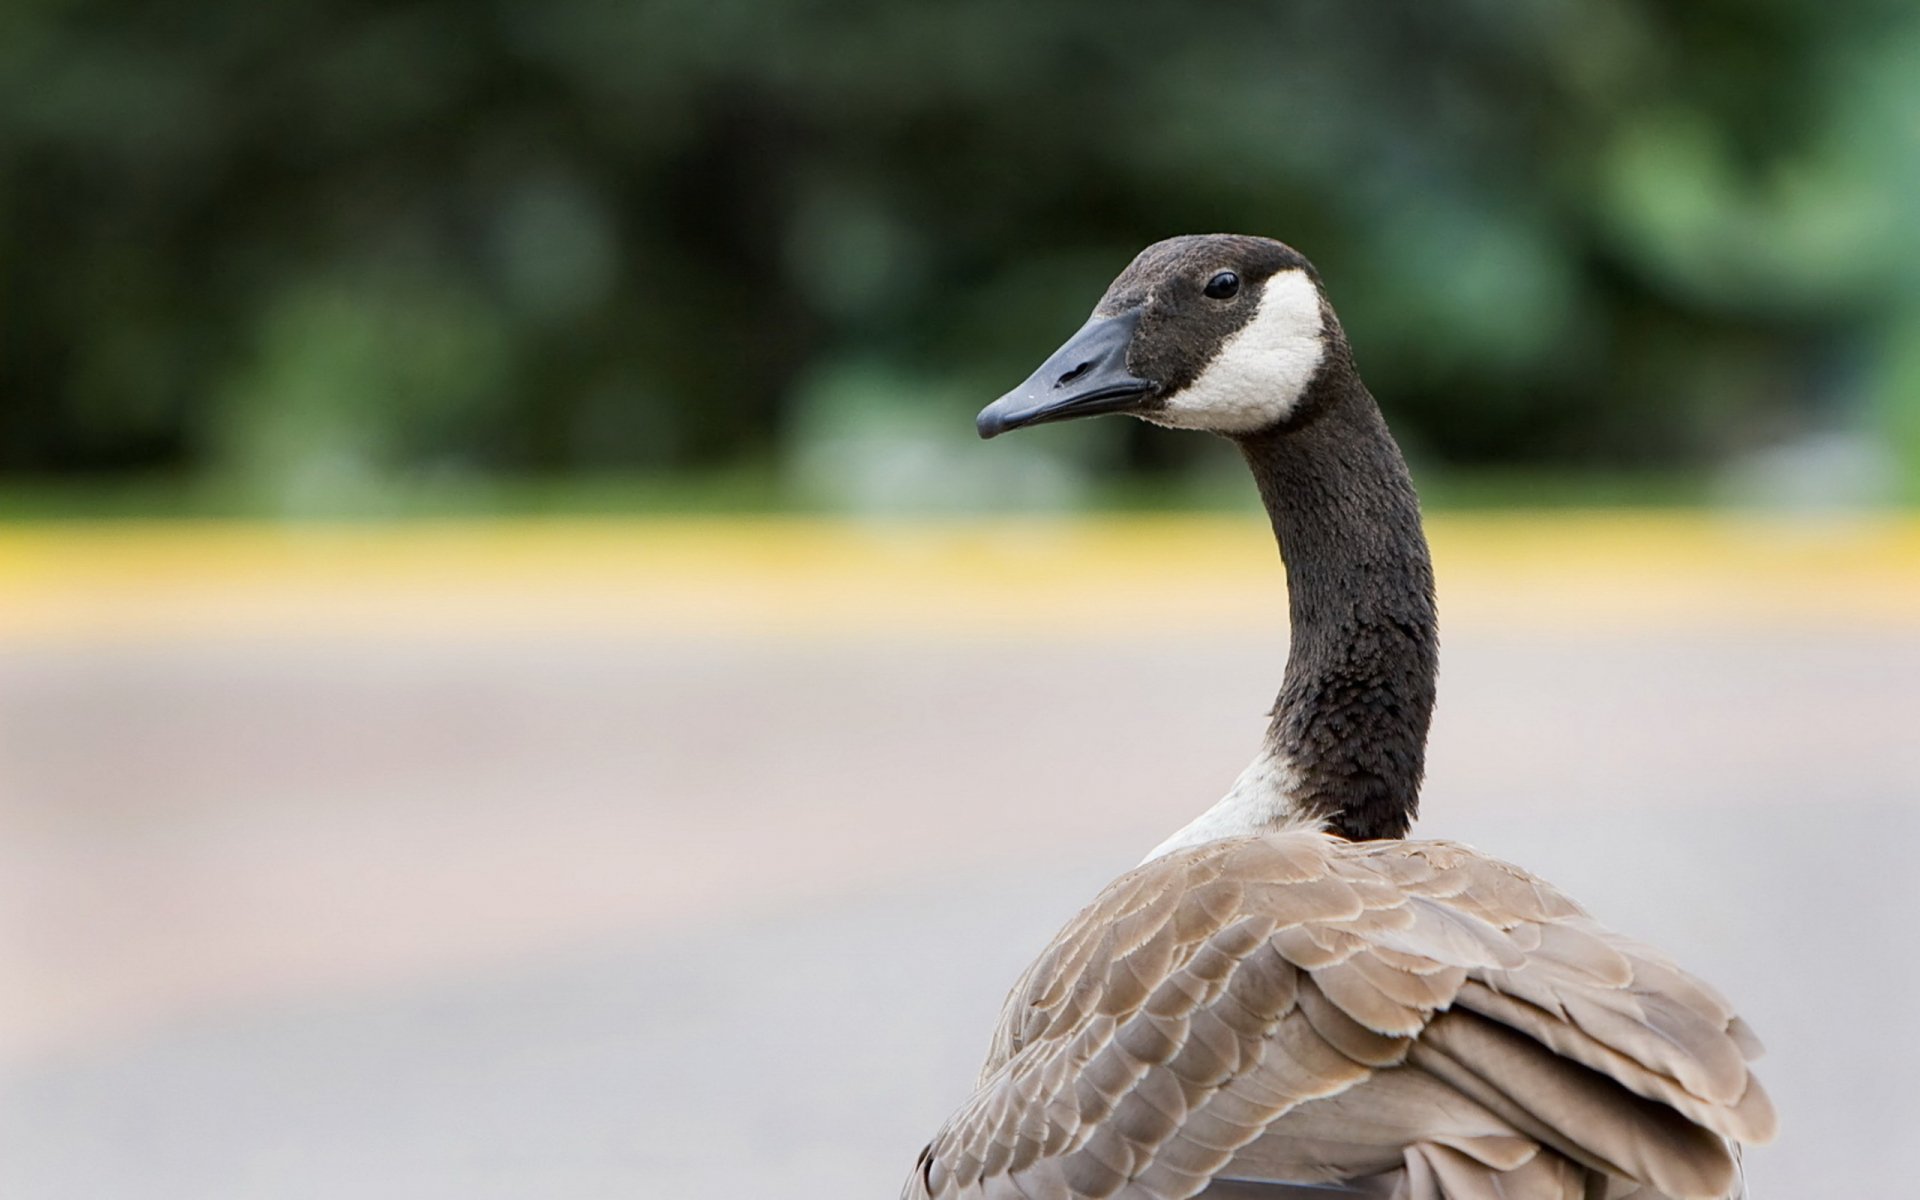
1237, 369, 1437, 840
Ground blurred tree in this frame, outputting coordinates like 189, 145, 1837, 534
0, 0, 1914, 504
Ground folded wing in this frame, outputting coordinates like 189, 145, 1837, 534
905, 832, 1773, 1200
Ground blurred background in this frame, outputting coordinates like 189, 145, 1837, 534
2, 1, 1918, 1196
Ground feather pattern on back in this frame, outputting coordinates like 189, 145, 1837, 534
903, 831, 1772, 1200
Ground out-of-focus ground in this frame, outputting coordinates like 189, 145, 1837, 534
1, 515, 1916, 1198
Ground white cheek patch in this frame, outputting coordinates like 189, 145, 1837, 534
1152, 270, 1326, 434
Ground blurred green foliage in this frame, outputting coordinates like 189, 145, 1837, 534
3, 0, 1918, 510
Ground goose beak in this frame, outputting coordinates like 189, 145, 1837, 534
977, 310, 1154, 439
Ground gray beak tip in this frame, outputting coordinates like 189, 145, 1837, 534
974, 310, 1151, 444
975, 397, 1023, 440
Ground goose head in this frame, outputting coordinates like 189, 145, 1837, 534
978, 234, 1343, 440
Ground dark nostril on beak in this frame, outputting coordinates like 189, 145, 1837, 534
1055, 361, 1093, 388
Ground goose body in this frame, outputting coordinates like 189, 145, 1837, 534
904, 236, 1774, 1200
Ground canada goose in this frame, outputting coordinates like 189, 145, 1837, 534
903, 235, 1775, 1199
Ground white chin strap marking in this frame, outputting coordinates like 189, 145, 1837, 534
1152, 270, 1325, 435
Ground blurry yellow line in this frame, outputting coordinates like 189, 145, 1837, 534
1, 513, 1917, 642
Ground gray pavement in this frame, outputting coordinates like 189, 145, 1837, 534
1, 627, 1916, 1197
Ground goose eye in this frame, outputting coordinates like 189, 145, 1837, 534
1203, 271, 1240, 300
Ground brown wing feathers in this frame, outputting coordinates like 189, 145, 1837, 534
908, 832, 1774, 1200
